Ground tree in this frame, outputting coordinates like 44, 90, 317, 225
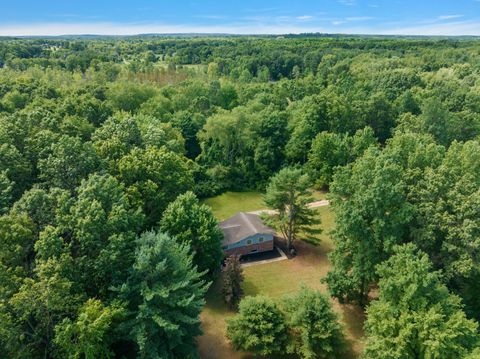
0, 171, 13, 214
9, 258, 82, 359
159, 191, 223, 274
0, 143, 32, 199
264, 167, 320, 252
226, 295, 288, 356
0, 213, 35, 280
92, 115, 143, 168
54, 299, 126, 359
283, 286, 344, 359
121, 231, 209, 359
307, 132, 350, 189
364, 244, 479, 359
117, 146, 194, 228
51, 173, 143, 297
286, 95, 327, 164
325, 146, 415, 306
38, 135, 100, 191
222, 255, 244, 310
12, 187, 69, 234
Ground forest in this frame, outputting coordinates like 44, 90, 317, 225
0, 35, 480, 358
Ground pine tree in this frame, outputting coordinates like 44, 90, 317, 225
121, 231, 210, 359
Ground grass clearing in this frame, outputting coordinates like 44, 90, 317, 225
198, 200, 364, 359
202, 191, 265, 221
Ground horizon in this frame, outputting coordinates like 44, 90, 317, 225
2, 0, 480, 37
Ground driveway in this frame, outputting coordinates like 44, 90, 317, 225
248, 199, 330, 216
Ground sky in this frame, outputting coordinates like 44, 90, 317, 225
1, 0, 480, 36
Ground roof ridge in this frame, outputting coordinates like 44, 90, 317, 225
240, 212, 257, 233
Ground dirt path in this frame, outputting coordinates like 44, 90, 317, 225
248, 199, 330, 216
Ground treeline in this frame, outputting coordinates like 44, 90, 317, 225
0, 36, 479, 358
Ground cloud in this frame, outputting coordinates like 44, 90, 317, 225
437, 15, 464, 20
345, 16, 375, 21
0, 17, 479, 37
338, 0, 356, 5
296, 15, 314, 21
381, 20, 480, 36
0, 21, 328, 36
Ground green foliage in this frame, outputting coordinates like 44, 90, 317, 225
92, 114, 143, 166
54, 299, 126, 359
121, 231, 209, 359
0, 170, 13, 214
9, 258, 82, 358
38, 135, 100, 191
326, 146, 415, 306
51, 173, 143, 296
364, 244, 479, 359
160, 191, 223, 274
283, 286, 344, 359
1, 35, 480, 358
117, 146, 194, 227
222, 255, 244, 309
226, 295, 288, 356
0, 143, 32, 199
265, 167, 320, 250
307, 127, 377, 188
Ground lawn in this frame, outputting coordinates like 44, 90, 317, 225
201, 189, 327, 222
201, 191, 265, 221
198, 197, 365, 359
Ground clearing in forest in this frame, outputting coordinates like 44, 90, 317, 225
199, 194, 365, 359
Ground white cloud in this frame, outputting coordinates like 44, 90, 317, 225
338, 0, 356, 5
0, 18, 479, 37
438, 15, 464, 20
380, 20, 480, 36
345, 16, 375, 21
0, 21, 326, 36
296, 15, 314, 21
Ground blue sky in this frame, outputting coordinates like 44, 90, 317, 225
1, 0, 480, 36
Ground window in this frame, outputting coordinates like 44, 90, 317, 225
258, 237, 264, 243
246, 239, 252, 245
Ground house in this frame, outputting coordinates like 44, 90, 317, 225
219, 212, 275, 257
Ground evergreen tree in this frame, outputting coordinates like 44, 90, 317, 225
121, 231, 210, 359
265, 167, 320, 252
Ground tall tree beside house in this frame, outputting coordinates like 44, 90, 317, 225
222, 255, 244, 310
364, 244, 479, 359
159, 191, 223, 275
264, 167, 320, 252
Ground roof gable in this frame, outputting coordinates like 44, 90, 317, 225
220, 212, 275, 246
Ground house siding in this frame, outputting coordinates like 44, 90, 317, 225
223, 233, 274, 257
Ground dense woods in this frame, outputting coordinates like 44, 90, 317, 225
0, 35, 480, 358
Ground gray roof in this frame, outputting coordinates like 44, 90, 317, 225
219, 212, 275, 246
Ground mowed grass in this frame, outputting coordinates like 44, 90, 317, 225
201, 191, 265, 221
198, 193, 364, 359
